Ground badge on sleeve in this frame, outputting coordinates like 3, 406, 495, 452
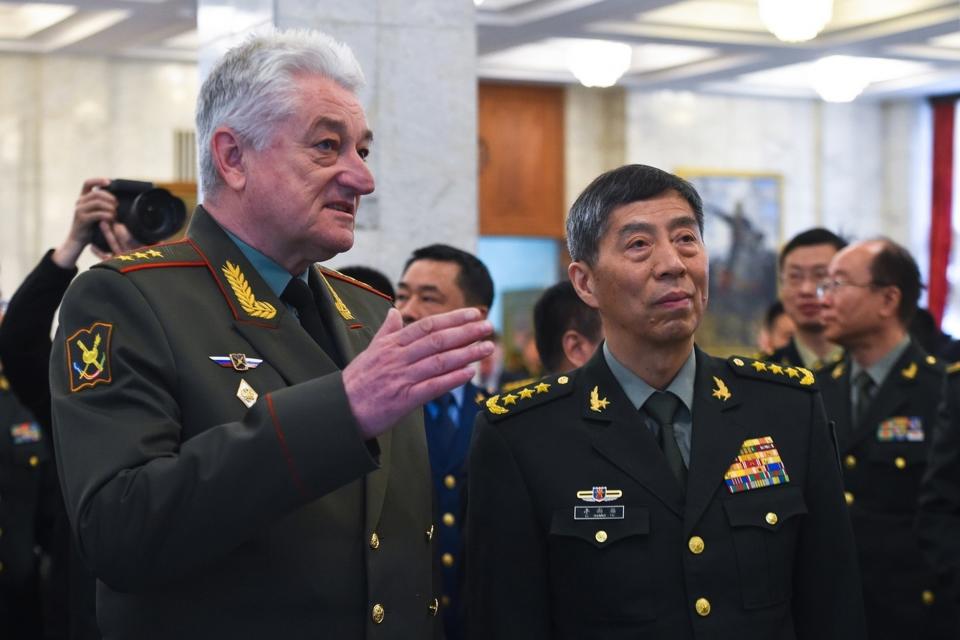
66, 322, 114, 392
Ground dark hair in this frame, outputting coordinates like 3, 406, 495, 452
764, 300, 787, 331
566, 164, 703, 265
403, 244, 494, 308
869, 239, 922, 326
338, 265, 395, 300
778, 228, 847, 270
533, 281, 602, 373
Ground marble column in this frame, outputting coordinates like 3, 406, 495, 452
197, 0, 478, 283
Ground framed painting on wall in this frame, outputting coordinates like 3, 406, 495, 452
676, 169, 783, 356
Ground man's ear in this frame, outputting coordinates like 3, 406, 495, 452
211, 127, 247, 192
879, 286, 902, 321
475, 305, 490, 320
568, 262, 599, 310
563, 330, 599, 369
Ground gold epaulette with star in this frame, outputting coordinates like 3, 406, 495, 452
727, 355, 817, 390
95, 240, 204, 274
319, 266, 393, 302
484, 372, 577, 422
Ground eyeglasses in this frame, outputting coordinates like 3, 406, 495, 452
781, 269, 829, 289
816, 278, 887, 298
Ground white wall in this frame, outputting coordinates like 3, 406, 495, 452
0, 53, 197, 298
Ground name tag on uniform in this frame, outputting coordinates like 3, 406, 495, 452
574, 506, 625, 520
877, 416, 923, 442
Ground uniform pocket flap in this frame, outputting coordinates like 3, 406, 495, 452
723, 485, 807, 531
549, 507, 650, 548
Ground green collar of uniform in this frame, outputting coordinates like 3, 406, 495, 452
794, 337, 842, 370
850, 335, 911, 387
223, 228, 309, 297
602, 342, 696, 416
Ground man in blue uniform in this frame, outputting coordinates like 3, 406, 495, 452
466, 164, 866, 639
396, 244, 494, 640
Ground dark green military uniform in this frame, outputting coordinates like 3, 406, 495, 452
466, 347, 865, 640
50, 207, 439, 639
918, 363, 960, 631
820, 342, 958, 638
0, 375, 48, 639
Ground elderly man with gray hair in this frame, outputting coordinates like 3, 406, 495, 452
50, 30, 492, 639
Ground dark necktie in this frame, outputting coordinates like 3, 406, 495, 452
644, 391, 687, 489
853, 371, 876, 429
427, 392, 459, 450
280, 278, 343, 368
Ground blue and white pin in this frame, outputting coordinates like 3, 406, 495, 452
210, 353, 263, 372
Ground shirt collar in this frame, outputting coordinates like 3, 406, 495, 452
603, 342, 697, 415
794, 337, 843, 370
850, 335, 911, 387
223, 228, 308, 297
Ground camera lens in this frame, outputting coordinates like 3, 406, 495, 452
128, 188, 187, 245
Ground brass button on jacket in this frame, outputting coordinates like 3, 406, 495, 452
442, 512, 455, 527
765, 512, 778, 526
443, 474, 456, 490
369, 532, 380, 550
594, 530, 608, 543
371, 603, 385, 624
688, 536, 705, 554
428, 598, 439, 616
695, 597, 711, 617
442, 553, 455, 568
844, 454, 857, 469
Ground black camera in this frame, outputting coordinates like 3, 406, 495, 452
91, 179, 187, 253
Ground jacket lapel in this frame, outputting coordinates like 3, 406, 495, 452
684, 349, 747, 534
584, 350, 685, 517
310, 267, 376, 362
847, 346, 918, 450
186, 206, 339, 386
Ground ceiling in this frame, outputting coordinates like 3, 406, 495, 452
2, 0, 959, 100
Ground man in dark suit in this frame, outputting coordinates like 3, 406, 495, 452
818, 238, 957, 639
395, 244, 494, 640
767, 228, 846, 370
919, 363, 960, 633
49, 30, 492, 639
465, 164, 865, 639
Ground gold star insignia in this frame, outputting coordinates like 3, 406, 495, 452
785, 367, 799, 378
589, 386, 609, 412
133, 251, 149, 260
146, 248, 163, 258
751, 361, 767, 372
769, 364, 784, 375
118, 254, 134, 261
518, 387, 535, 400
502, 393, 518, 406
535, 382, 551, 394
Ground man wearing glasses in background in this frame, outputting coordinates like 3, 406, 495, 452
818, 238, 958, 639
769, 228, 846, 370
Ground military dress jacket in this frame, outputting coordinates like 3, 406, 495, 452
819, 343, 957, 639
466, 347, 865, 640
50, 207, 439, 640
918, 364, 960, 626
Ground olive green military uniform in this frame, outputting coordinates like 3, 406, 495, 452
50, 207, 439, 639
820, 342, 958, 639
466, 347, 865, 640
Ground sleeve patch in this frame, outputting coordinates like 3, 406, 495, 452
66, 322, 114, 392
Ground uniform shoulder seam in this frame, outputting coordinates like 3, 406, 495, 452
726, 355, 818, 390
319, 266, 393, 302
484, 372, 576, 422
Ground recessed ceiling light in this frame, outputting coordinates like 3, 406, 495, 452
0, 3, 76, 39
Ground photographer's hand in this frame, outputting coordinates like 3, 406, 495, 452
52, 177, 119, 268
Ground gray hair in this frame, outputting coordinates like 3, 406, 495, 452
196, 29, 365, 197
566, 164, 704, 264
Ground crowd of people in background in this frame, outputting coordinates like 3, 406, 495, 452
2, 27, 960, 640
